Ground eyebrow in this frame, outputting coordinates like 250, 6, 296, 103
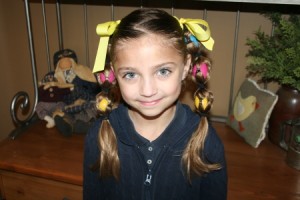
116, 62, 177, 72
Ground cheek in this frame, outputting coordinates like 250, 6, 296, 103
117, 81, 136, 99
162, 77, 182, 95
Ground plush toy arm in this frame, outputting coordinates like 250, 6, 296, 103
42, 81, 74, 90
64, 98, 86, 110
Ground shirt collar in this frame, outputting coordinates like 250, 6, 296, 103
110, 101, 196, 146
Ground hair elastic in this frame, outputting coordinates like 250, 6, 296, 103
197, 82, 207, 90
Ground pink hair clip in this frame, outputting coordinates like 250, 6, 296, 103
192, 63, 208, 79
98, 69, 115, 84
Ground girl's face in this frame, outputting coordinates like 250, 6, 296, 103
113, 34, 191, 119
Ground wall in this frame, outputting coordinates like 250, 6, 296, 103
0, 0, 32, 141
0, 0, 277, 141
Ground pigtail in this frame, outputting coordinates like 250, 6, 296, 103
95, 63, 121, 180
181, 30, 221, 182
98, 118, 119, 179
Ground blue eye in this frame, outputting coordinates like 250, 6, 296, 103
123, 72, 136, 80
157, 68, 171, 77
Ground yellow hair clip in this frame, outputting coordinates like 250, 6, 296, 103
176, 17, 214, 51
93, 20, 120, 73
97, 97, 111, 112
195, 95, 209, 111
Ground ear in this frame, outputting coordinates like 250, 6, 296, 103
182, 54, 191, 80
110, 62, 114, 72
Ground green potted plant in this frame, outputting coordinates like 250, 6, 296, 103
245, 13, 300, 147
246, 13, 300, 90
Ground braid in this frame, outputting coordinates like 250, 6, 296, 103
182, 28, 221, 182
95, 63, 121, 180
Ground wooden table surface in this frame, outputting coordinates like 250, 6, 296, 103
0, 121, 85, 186
213, 122, 300, 200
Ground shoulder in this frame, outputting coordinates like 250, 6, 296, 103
179, 102, 201, 121
84, 118, 102, 153
85, 104, 125, 143
204, 122, 226, 164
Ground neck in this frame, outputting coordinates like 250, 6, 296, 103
128, 105, 176, 141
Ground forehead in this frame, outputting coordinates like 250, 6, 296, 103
112, 34, 182, 62
116, 33, 173, 49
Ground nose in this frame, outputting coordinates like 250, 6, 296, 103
139, 77, 157, 97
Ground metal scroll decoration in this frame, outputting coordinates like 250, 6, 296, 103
9, 0, 39, 139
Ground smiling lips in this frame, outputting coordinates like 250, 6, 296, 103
139, 99, 161, 106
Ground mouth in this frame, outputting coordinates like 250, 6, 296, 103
139, 99, 161, 106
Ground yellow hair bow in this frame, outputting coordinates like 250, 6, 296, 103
177, 18, 214, 51
93, 20, 120, 73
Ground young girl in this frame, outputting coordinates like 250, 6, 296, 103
84, 8, 227, 200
